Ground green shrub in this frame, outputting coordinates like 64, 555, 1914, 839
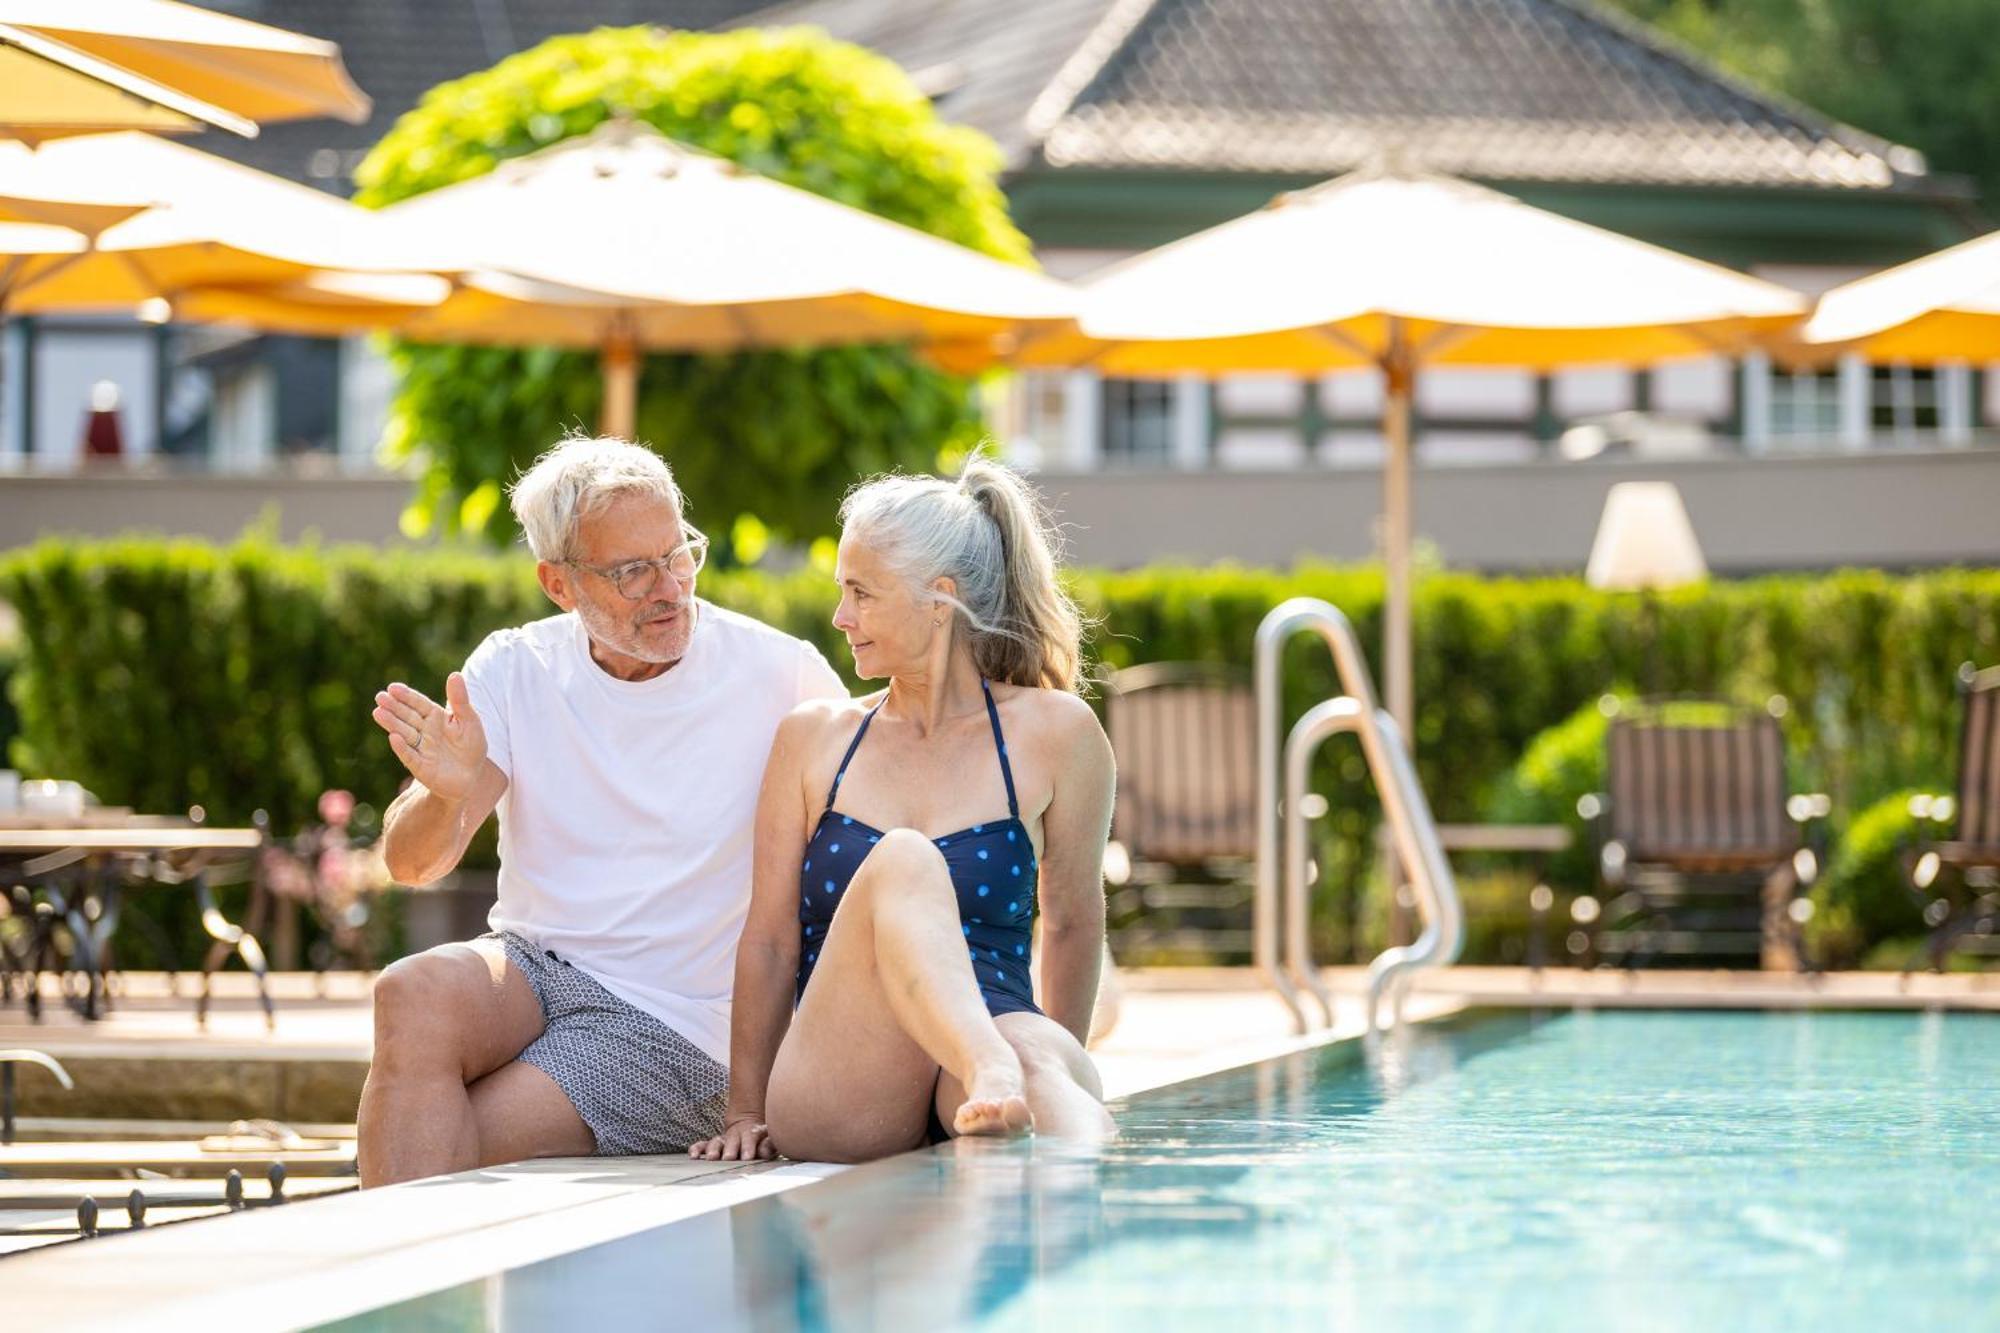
1482, 695, 1622, 891
353, 25, 1030, 555
1806, 789, 1930, 969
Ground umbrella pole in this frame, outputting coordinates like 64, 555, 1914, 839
1380, 332, 1415, 743
600, 333, 638, 440
1379, 328, 1417, 949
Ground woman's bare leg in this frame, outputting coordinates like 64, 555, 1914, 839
936, 1011, 1116, 1142
767, 829, 1031, 1162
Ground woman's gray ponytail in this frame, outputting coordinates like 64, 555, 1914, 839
840, 456, 1087, 692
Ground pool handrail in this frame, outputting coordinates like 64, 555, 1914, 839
1254, 598, 1465, 1033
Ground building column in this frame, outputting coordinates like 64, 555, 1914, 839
1062, 370, 1102, 471
1940, 362, 1973, 446
1171, 374, 1207, 469
1837, 353, 1870, 450
0, 317, 25, 461
1740, 352, 1772, 454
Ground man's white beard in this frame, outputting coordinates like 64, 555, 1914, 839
576, 594, 692, 665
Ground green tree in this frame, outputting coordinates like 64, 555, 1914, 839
353, 26, 1032, 555
1607, 0, 2000, 212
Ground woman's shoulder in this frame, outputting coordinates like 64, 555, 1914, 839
779, 690, 882, 741
993, 683, 1103, 747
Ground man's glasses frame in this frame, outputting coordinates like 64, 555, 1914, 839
564, 527, 709, 600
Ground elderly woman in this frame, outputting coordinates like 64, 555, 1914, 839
693, 459, 1116, 1163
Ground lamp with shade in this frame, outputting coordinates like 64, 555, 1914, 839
1586, 481, 1707, 694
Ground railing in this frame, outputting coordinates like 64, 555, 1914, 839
1254, 598, 1464, 1033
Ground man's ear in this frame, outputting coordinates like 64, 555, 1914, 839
537, 560, 576, 611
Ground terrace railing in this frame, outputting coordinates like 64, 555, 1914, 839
1254, 599, 1463, 1033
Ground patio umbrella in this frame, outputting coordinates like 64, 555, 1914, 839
0, 132, 441, 319
1797, 227, 2000, 363
357, 119, 1078, 438
1018, 169, 1807, 738
0, 0, 369, 142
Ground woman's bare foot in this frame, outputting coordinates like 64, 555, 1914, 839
953, 1062, 1034, 1138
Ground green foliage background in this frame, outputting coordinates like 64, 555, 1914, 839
351, 25, 1031, 553
5, 538, 1996, 963
1606, 0, 2000, 209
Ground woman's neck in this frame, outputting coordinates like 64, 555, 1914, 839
883, 648, 984, 736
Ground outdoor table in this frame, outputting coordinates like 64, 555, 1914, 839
0, 819, 270, 1026
1434, 824, 1574, 970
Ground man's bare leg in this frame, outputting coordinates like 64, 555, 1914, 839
467, 1060, 597, 1165
357, 938, 551, 1187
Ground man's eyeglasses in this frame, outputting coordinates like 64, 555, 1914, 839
565, 528, 709, 600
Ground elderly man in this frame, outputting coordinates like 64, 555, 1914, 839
359, 437, 844, 1187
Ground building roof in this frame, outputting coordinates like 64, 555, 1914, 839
740, 0, 1948, 195
187, 1, 773, 192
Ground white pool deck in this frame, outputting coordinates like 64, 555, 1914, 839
7, 966, 1996, 1331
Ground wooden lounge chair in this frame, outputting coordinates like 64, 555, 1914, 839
1103, 663, 1258, 961
1582, 697, 1827, 969
1904, 663, 2000, 974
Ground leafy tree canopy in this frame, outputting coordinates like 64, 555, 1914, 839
354, 25, 1032, 556
1607, 0, 2000, 213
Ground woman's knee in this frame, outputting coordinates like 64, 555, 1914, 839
850, 827, 950, 900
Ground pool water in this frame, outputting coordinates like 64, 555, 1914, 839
326, 1009, 2000, 1331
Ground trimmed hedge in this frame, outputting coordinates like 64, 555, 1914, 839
3, 538, 1997, 960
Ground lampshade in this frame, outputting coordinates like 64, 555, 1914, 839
1585, 482, 1708, 591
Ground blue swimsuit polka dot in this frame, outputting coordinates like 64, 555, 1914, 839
795, 679, 1042, 1018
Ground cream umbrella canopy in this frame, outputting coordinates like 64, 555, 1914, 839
0, 132, 446, 320
0, 0, 369, 142
360, 119, 1078, 438
1019, 169, 1808, 737
1798, 227, 2000, 363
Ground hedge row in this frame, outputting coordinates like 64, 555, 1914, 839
3, 537, 1996, 960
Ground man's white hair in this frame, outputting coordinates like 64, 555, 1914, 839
507, 435, 684, 562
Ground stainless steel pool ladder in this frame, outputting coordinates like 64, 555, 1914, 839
1254, 598, 1464, 1033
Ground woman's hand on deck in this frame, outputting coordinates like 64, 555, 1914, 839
690, 1115, 775, 1161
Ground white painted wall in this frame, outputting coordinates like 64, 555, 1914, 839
32, 324, 158, 465
337, 336, 396, 473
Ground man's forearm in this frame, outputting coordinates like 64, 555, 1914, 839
381, 785, 473, 887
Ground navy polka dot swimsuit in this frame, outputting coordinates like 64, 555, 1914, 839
795, 679, 1042, 1019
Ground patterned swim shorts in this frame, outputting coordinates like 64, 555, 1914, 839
487, 930, 729, 1155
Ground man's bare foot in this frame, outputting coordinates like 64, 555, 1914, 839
954, 1063, 1033, 1138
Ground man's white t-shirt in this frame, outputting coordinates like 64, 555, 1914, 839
460, 601, 846, 1064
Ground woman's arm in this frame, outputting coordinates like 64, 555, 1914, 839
693, 708, 819, 1161
1033, 695, 1117, 1047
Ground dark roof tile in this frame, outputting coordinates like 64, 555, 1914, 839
744, 0, 1936, 192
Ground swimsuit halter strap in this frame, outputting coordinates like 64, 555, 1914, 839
822, 696, 886, 814
980, 679, 1021, 820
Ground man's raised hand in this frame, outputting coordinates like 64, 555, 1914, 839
372, 672, 487, 802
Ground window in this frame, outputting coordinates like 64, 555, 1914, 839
1769, 366, 1840, 440
1101, 378, 1176, 464
1871, 364, 1939, 441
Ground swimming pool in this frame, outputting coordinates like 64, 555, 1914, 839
323, 1008, 1999, 1330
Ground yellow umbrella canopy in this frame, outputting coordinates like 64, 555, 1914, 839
0, 0, 368, 142
1798, 228, 2000, 363
0, 21, 256, 140
0, 132, 440, 316
1020, 169, 1808, 737
363, 119, 1077, 436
